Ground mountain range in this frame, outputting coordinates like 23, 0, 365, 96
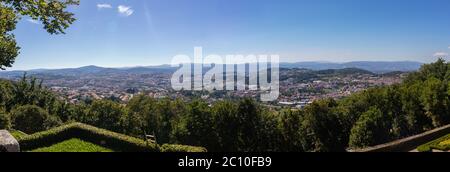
0, 61, 423, 78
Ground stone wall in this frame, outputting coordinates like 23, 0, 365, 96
0, 130, 20, 152
353, 124, 450, 152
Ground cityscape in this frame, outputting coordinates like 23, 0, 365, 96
0, 62, 410, 108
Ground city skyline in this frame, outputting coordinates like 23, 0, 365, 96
8, 0, 450, 70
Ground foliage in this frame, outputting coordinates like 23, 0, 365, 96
9, 130, 27, 140
0, 0, 79, 69
349, 107, 390, 148
0, 108, 10, 129
417, 134, 450, 152
279, 109, 303, 151
299, 99, 345, 152
85, 100, 126, 133
10, 104, 61, 134
161, 144, 207, 152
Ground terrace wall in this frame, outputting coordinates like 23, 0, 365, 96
353, 124, 450, 152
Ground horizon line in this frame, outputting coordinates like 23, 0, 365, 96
1, 60, 426, 72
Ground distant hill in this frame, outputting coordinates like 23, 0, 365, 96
279, 61, 422, 73
0, 61, 422, 78
0, 65, 177, 78
315, 68, 374, 75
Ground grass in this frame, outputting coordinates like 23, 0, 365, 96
30, 138, 113, 152
417, 134, 450, 152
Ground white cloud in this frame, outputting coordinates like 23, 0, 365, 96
27, 19, 39, 24
118, 5, 134, 16
97, 4, 112, 9
433, 52, 448, 57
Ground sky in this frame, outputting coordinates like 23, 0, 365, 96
9, 0, 450, 70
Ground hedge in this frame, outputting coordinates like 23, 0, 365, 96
10, 130, 28, 140
417, 134, 450, 152
161, 144, 207, 152
17, 123, 206, 152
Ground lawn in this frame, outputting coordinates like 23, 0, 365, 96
417, 134, 450, 152
30, 138, 113, 152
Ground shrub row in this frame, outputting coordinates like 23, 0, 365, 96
161, 144, 208, 152
417, 134, 450, 152
17, 123, 206, 152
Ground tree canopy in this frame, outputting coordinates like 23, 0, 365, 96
0, 0, 79, 69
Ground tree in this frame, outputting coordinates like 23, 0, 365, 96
7, 75, 58, 112
405, 58, 448, 83
279, 109, 303, 151
236, 98, 261, 151
349, 107, 390, 148
400, 83, 430, 134
383, 85, 408, 139
0, 0, 79, 69
256, 110, 282, 151
300, 99, 345, 152
10, 105, 56, 134
211, 100, 239, 151
86, 100, 126, 133
421, 77, 449, 127
0, 80, 13, 109
0, 108, 10, 129
125, 95, 157, 138
182, 100, 217, 149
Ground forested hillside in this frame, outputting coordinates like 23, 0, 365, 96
0, 59, 448, 152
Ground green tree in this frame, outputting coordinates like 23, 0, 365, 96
182, 100, 217, 149
0, 0, 78, 69
0, 80, 13, 109
383, 85, 408, 139
279, 109, 303, 151
86, 100, 126, 132
300, 99, 345, 152
125, 95, 156, 138
349, 107, 390, 148
256, 109, 282, 151
7, 75, 58, 112
211, 100, 239, 151
0, 108, 11, 129
400, 83, 430, 134
421, 77, 449, 127
10, 105, 58, 134
236, 98, 261, 151
405, 58, 448, 83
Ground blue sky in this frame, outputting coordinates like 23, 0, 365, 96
9, 0, 450, 70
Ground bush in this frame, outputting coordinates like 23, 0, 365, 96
0, 110, 11, 130
9, 130, 28, 140
417, 134, 450, 152
10, 105, 53, 134
161, 144, 207, 152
